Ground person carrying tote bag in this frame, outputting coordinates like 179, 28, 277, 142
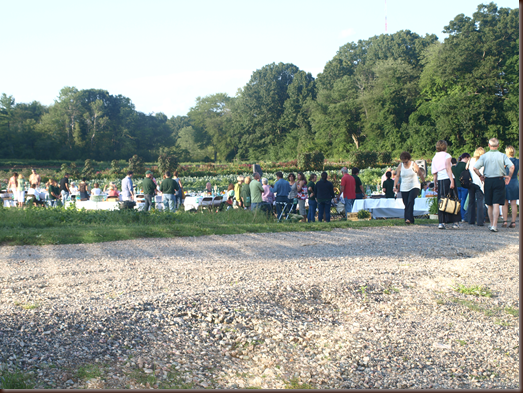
432, 140, 461, 229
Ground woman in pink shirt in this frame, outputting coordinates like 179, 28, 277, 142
262, 177, 274, 204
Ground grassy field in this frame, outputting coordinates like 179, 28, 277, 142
0, 206, 437, 246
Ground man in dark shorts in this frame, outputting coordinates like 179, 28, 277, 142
473, 138, 514, 232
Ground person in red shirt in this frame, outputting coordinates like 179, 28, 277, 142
339, 167, 356, 218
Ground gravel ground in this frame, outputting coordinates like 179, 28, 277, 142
0, 222, 519, 389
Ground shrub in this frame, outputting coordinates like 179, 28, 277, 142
157, 154, 178, 176
378, 151, 392, 164
348, 151, 378, 168
127, 155, 145, 176
82, 159, 95, 179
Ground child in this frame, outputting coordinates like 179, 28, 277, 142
382, 171, 395, 198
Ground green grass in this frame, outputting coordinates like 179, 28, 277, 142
284, 377, 314, 389
505, 307, 519, 318
453, 284, 493, 298
75, 363, 106, 380
449, 297, 496, 317
0, 206, 437, 246
0, 369, 35, 389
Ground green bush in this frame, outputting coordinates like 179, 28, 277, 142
348, 151, 378, 169
127, 155, 145, 176
378, 151, 392, 164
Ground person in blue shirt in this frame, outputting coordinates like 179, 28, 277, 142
121, 171, 134, 201
271, 171, 291, 219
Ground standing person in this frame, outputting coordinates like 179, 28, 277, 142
393, 152, 424, 224
315, 172, 335, 222
78, 178, 90, 200
8, 172, 18, 203
142, 170, 157, 211
452, 153, 470, 222
382, 171, 395, 198
287, 173, 298, 214
17, 174, 28, 208
241, 176, 251, 210
381, 168, 392, 187
473, 138, 514, 232
501, 146, 519, 228
29, 169, 41, 187
234, 175, 244, 209
272, 171, 291, 218
432, 140, 460, 229
49, 179, 61, 207
261, 178, 274, 212
249, 173, 264, 210
172, 171, 183, 209
296, 173, 308, 221
466, 147, 486, 226
59, 173, 70, 204
121, 171, 134, 202
160, 171, 179, 212
339, 167, 356, 217
307, 173, 317, 222
352, 168, 365, 199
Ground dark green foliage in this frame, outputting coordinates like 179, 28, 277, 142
81, 159, 95, 179
110, 159, 121, 176
378, 151, 392, 164
157, 154, 178, 176
127, 155, 144, 176
348, 151, 378, 168
298, 151, 325, 171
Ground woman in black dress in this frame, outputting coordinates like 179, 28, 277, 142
502, 146, 519, 228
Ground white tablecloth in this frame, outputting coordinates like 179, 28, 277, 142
352, 197, 432, 218
184, 195, 224, 211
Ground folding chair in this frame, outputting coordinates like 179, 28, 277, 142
276, 201, 290, 222
199, 196, 214, 213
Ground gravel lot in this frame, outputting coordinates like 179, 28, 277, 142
0, 223, 519, 389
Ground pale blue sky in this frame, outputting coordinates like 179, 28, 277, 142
1, 0, 517, 117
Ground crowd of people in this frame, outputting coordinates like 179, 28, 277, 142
3, 138, 519, 231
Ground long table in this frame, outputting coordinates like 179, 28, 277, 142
352, 197, 432, 218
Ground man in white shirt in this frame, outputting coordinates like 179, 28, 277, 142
473, 138, 514, 232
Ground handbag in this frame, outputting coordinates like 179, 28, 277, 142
438, 189, 461, 215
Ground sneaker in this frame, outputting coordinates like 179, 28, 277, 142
490, 227, 498, 232
453, 223, 459, 229
488, 225, 492, 230
438, 224, 445, 230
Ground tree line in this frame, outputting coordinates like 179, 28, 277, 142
0, 3, 518, 164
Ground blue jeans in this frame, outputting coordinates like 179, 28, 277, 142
457, 187, 468, 221
175, 194, 182, 209
163, 194, 176, 212
307, 200, 317, 222
344, 198, 355, 218
61, 190, 69, 205
317, 201, 331, 222
251, 202, 261, 210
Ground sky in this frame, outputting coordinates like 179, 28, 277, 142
1, 0, 518, 117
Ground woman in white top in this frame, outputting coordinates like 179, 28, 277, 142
466, 147, 485, 226
431, 140, 460, 229
91, 183, 102, 196
393, 151, 424, 224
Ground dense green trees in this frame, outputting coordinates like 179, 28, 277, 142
0, 3, 517, 163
